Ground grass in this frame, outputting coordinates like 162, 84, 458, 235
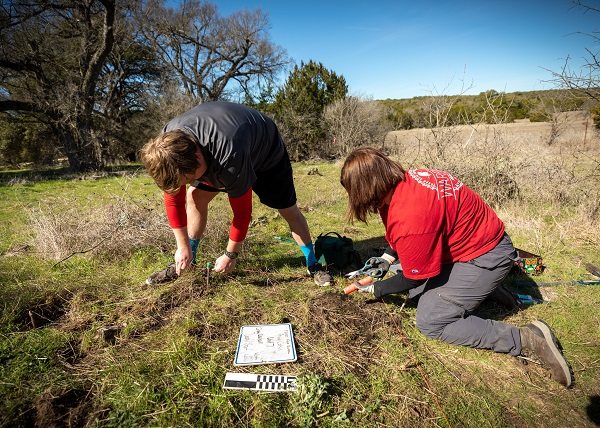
1, 123, 599, 427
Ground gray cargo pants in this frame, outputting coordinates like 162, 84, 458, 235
410, 233, 522, 356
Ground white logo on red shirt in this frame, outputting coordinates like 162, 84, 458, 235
408, 169, 463, 199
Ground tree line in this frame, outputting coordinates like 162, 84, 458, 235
0, 0, 293, 170
0, 1, 598, 171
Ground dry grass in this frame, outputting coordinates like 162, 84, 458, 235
385, 112, 600, 270
28, 199, 172, 262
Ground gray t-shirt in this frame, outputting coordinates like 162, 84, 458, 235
163, 101, 285, 198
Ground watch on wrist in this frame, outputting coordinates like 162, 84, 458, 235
224, 250, 238, 259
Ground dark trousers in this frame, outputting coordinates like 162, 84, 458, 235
411, 234, 522, 355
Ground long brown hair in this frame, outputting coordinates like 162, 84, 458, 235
140, 130, 200, 194
340, 147, 405, 223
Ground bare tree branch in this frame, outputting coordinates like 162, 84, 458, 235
134, 0, 290, 102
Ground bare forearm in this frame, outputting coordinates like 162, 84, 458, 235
226, 239, 243, 254
172, 227, 190, 250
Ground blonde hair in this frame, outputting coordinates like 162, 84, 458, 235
340, 147, 405, 223
140, 130, 200, 194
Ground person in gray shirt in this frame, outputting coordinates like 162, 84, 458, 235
141, 101, 332, 287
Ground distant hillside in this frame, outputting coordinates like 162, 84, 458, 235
378, 89, 599, 131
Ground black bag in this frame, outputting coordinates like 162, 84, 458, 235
314, 232, 361, 269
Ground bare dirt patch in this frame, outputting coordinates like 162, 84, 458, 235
33, 387, 97, 428
19, 292, 69, 330
294, 292, 400, 376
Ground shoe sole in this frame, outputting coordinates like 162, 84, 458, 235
145, 274, 177, 286
145, 275, 177, 286
145, 262, 179, 286
306, 267, 331, 287
531, 320, 573, 388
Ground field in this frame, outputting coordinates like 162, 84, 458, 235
1, 116, 599, 427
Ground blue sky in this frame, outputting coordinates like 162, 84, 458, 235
216, 0, 599, 99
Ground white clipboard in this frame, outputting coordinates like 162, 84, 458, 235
234, 323, 297, 366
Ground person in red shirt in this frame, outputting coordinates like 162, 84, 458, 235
340, 147, 573, 388
140, 101, 331, 287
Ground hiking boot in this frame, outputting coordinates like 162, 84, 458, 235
145, 262, 178, 285
489, 284, 520, 310
307, 263, 332, 287
519, 320, 573, 388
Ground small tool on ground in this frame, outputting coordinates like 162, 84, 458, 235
516, 294, 546, 305
206, 262, 212, 287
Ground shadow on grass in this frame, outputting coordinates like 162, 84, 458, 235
588, 395, 600, 425
352, 236, 390, 260
231, 254, 308, 288
500, 268, 549, 320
